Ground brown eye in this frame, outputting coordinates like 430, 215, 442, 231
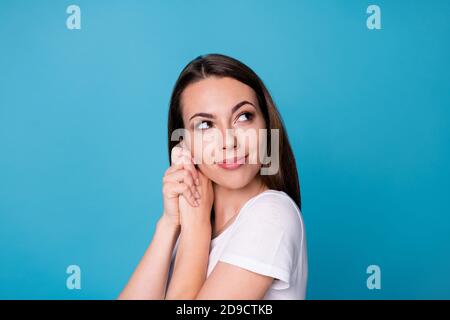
196, 120, 212, 130
237, 112, 253, 122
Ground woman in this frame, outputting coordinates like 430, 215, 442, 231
118, 54, 307, 300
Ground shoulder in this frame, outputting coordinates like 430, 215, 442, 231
239, 190, 304, 235
222, 189, 306, 281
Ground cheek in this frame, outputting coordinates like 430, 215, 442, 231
235, 125, 266, 164
187, 131, 217, 165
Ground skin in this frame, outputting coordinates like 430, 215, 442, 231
119, 77, 274, 300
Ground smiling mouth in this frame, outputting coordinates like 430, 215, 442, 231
216, 155, 247, 170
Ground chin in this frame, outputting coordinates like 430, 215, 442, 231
199, 164, 261, 190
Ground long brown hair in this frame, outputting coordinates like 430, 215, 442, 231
167, 54, 301, 210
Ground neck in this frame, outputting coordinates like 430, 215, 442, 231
211, 177, 268, 238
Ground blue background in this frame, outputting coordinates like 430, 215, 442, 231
1, 0, 449, 299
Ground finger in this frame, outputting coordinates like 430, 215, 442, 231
164, 163, 199, 196
171, 142, 199, 185
164, 162, 184, 176
177, 153, 199, 186
171, 144, 183, 165
164, 182, 198, 207
171, 141, 191, 163
164, 170, 200, 199
182, 189, 199, 207
179, 170, 200, 199
174, 141, 197, 168
177, 183, 198, 207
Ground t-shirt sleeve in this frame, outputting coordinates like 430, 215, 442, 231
218, 193, 302, 290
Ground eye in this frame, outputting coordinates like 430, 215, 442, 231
196, 120, 212, 130
236, 112, 254, 123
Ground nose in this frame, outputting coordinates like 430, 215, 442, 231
222, 128, 237, 151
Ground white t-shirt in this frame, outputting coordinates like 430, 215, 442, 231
167, 189, 308, 300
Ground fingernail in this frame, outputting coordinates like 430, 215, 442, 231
195, 200, 200, 206
195, 178, 200, 186
195, 191, 201, 199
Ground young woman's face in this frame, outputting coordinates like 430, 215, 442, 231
180, 77, 266, 189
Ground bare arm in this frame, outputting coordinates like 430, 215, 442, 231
118, 215, 180, 300
165, 171, 214, 300
195, 262, 274, 299
118, 141, 201, 300
165, 222, 211, 299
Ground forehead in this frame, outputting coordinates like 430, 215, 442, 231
180, 77, 258, 117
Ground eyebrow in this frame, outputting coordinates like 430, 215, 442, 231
188, 100, 256, 121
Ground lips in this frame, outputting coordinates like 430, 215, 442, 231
216, 155, 247, 170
